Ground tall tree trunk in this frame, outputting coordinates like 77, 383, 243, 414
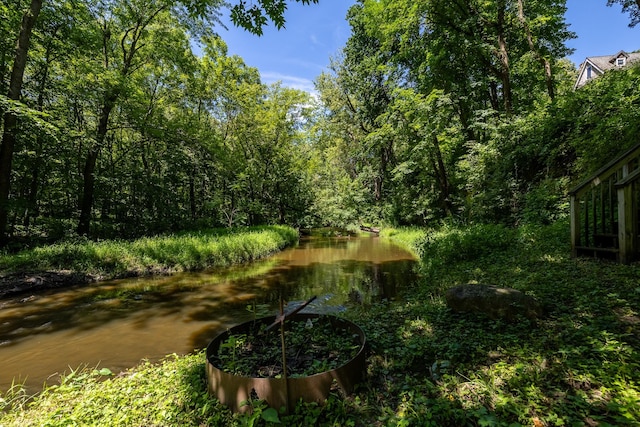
488, 81, 500, 111
77, 149, 99, 235
24, 31, 56, 229
189, 169, 196, 220
431, 134, 453, 216
455, 100, 477, 144
0, 49, 7, 95
77, 97, 115, 235
496, 0, 513, 115
374, 139, 394, 202
0, 0, 43, 245
76, 10, 155, 235
517, 0, 554, 100
23, 143, 42, 228
77, 23, 113, 236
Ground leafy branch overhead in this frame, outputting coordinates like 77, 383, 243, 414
230, 0, 319, 35
607, 0, 640, 26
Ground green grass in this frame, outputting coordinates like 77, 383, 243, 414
378, 227, 428, 258
2, 220, 639, 426
0, 225, 298, 279
359, 219, 640, 426
0, 354, 233, 426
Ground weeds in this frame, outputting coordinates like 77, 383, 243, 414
0, 381, 33, 413
358, 219, 640, 426
213, 316, 361, 378
2, 220, 639, 426
0, 225, 298, 279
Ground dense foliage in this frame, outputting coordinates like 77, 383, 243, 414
311, 0, 640, 228
1, 0, 639, 243
0, 0, 316, 248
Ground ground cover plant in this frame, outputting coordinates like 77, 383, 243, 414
0, 225, 298, 280
1, 220, 639, 426
211, 315, 362, 378
359, 220, 640, 426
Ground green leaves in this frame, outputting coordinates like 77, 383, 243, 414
607, 0, 640, 27
229, 0, 319, 35
261, 407, 281, 423
96, 368, 113, 376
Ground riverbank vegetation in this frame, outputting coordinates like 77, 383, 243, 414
358, 221, 640, 426
0, 225, 297, 284
1, 220, 638, 426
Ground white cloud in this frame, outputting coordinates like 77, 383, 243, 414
310, 34, 325, 48
260, 72, 317, 94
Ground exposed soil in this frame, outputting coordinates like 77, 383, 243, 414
0, 271, 99, 299
0, 267, 178, 299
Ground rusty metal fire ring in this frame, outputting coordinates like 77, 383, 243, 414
206, 313, 367, 413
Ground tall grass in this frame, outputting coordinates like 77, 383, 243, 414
379, 227, 428, 258
0, 353, 233, 426
0, 226, 298, 278
381, 222, 517, 266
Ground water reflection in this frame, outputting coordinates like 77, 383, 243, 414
0, 235, 416, 392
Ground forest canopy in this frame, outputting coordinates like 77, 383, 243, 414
0, 0, 638, 247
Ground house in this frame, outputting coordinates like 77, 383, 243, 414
574, 50, 640, 89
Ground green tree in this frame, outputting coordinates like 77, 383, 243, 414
608, 0, 640, 26
0, 0, 320, 244
218, 80, 313, 226
387, 89, 462, 220
0, 0, 43, 245
310, 71, 370, 228
229, 0, 319, 35
321, 3, 402, 217
313, 0, 575, 226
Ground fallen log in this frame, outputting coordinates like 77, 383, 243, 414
359, 225, 380, 234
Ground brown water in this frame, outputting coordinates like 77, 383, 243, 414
0, 234, 416, 392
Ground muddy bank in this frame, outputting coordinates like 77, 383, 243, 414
0, 271, 100, 299
0, 268, 176, 299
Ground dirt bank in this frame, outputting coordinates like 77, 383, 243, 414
0, 271, 99, 299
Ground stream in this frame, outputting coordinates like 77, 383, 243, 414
0, 234, 417, 393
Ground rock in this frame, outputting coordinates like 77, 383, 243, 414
445, 284, 542, 320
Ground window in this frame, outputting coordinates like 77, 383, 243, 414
616, 57, 626, 66
587, 65, 592, 79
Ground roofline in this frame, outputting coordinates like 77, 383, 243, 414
610, 50, 630, 61
573, 49, 640, 90
573, 59, 605, 90
583, 58, 605, 74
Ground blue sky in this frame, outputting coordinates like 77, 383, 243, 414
216, 0, 640, 93
216, 1, 352, 92
565, 0, 639, 63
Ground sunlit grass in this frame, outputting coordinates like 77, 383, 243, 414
0, 353, 233, 426
354, 219, 640, 426
0, 225, 298, 278
379, 227, 428, 258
